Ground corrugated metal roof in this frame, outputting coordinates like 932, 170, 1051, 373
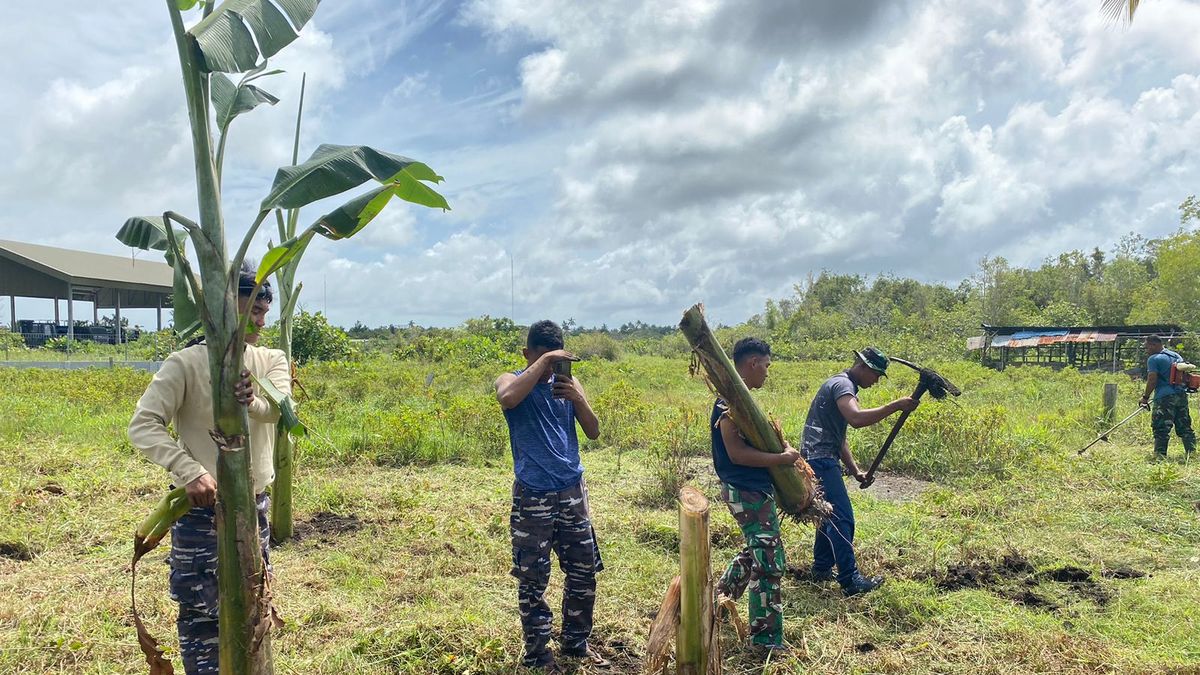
981, 330, 1125, 349
0, 239, 172, 290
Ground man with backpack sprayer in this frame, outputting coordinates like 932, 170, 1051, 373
1139, 335, 1196, 461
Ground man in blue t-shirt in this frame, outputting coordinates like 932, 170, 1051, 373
495, 320, 606, 673
711, 337, 802, 653
800, 347, 918, 596
1139, 335, 1195, 460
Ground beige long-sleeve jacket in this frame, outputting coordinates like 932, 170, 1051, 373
128, 343, 291, 494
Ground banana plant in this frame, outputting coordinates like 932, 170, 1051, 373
122, 2, 449, 673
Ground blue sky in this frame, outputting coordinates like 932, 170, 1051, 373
1, 0, 1198, 330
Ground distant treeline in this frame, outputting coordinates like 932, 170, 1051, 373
342, 199, 1199, 364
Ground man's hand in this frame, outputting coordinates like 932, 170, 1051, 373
1139, 396, 1151, 409
184, 473, 217, 508
851, 467, 869, 483
891, 396, 919, 413
234, 369, 256, 407
552, 376, 586, 404
776, 443, 802, 466
537, 349, 578, 374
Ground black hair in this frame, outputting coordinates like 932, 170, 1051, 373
732, 337, 771, 365
237, 261, 273, 302
527, 320, 564, 351
1146, 335, 1164, 345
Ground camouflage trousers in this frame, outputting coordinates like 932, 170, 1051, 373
1152, 393, 1196, 457
510, 479, 604, 668
168, 493, 271, 675
716, 483, 785, 647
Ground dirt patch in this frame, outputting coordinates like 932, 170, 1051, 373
1005, 589, 1058, 611
855, 642, 877, 653
293, 512, 363, 544
935, 561, 997, 591
1101, 566, 1147, 580
859, 473, 932, 502
922, 553, 1131, 610
0, 541, 34, 561
1044, 566, 1091, 583
35, 482, 65, 495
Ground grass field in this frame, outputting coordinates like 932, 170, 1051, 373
0, 357, 1197, 674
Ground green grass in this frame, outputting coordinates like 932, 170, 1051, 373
0, 357, 1197, 673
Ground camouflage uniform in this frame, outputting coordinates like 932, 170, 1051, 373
510, 479, 604, 668
169, 493, 272, 675
716, 483, 785, 647
1152, 392, 1196, 458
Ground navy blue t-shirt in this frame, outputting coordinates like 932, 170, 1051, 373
710, 399, 773, 493
503, 370, 583, 492
801, 370, 858, 462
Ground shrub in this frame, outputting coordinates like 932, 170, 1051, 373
291, 311, 354, 364
568, 332, 622, 361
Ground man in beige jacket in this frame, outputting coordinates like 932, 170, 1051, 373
128, 263, 290, 675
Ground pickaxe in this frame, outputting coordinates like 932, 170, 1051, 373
1076, 404, 1148, 455
859, 357, 961, 489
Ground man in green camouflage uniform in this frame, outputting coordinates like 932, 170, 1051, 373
710, 338, 802, 652
1140, 335, 1196, 460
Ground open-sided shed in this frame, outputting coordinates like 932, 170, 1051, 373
0, 239, 172, 343
968, 324, 1186, 371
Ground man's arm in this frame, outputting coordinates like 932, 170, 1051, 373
243, 350, 291, 422
128, 354, 213, 506
555, 376, 600, 440
495, 349, 575, 409
837, 393, 918, 429
1140, 370, 1158, 407
840, 438, 867, 481
719, 417, 801, 468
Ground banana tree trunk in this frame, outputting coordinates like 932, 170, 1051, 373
678, 304, 829, 523
677, 486, 719, 675
167, 3, 272, 673
270, 78, 305, 545
270, 301, 294, 543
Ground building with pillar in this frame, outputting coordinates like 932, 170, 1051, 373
0, 239, 173, 345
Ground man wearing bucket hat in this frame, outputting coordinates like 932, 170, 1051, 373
798, 347, 919, 596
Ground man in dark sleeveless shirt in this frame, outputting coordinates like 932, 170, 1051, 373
712, 337, 802, 653
495, 320, 607, 672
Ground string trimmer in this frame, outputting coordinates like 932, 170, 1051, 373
1076, 405, 1149, 455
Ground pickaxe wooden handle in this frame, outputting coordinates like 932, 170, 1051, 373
859, 379, 929, 489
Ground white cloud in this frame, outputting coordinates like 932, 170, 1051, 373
1, 0, 1199, 329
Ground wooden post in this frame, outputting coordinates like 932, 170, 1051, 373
1103, 383, 1118, 426
677, 486, 718, 675
8, 295, 14, 332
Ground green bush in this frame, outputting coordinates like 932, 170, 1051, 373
292, 311, 354, 364
0, 330, 26, 353
567, 332, 622, 361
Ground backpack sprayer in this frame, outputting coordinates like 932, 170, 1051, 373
1169, 361, 1199, 393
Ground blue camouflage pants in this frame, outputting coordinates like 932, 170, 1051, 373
168, 493, 271, 675
509, 479, 604, 667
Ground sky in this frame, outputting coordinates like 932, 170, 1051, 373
1, 0, 1199, 330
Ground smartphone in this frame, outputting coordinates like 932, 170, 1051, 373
552, 359, 572, 380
